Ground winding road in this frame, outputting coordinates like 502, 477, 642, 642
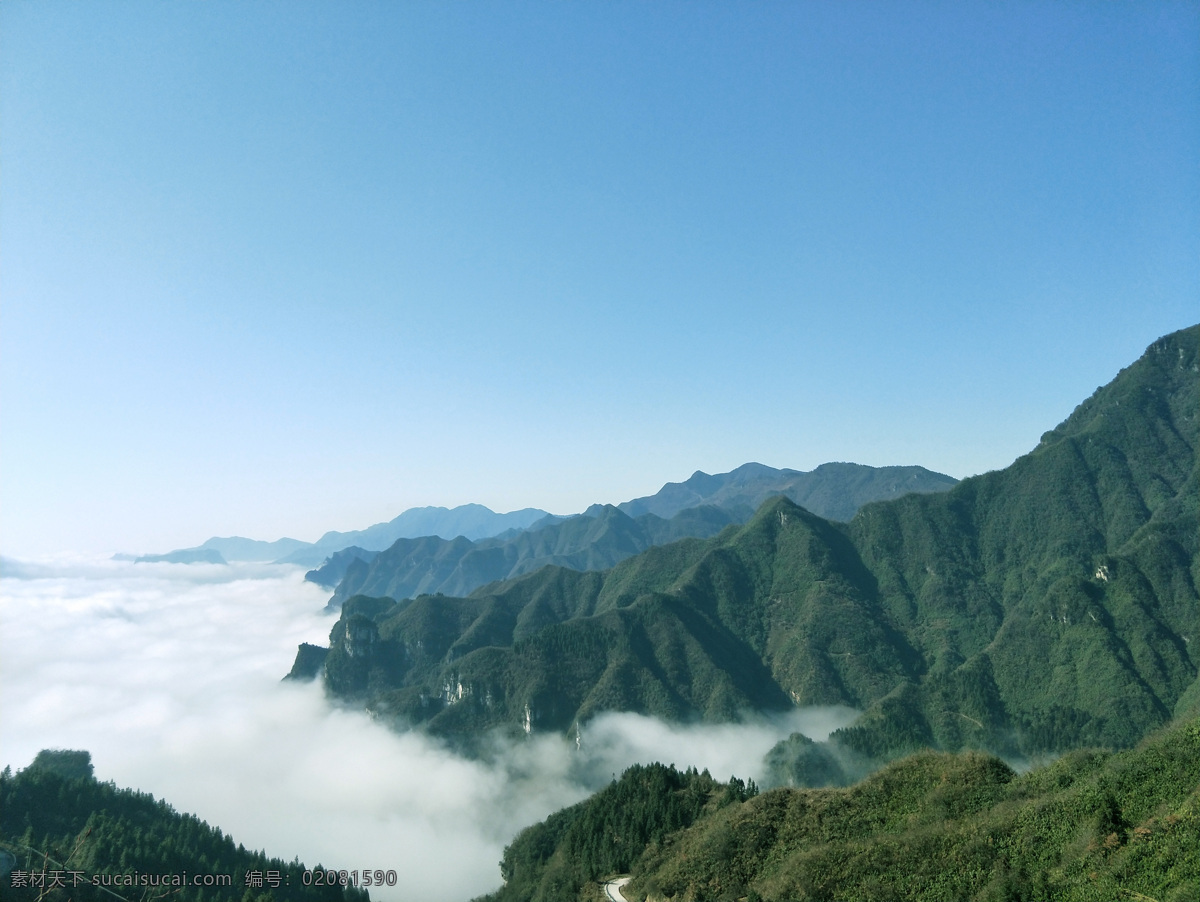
602, 876, 632, 901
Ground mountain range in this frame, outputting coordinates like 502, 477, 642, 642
144, 504, 555, 567
311, 463, 957, 605
295, 325, 1199, 765
614, 461, 957, 523
142, 463, 956, 592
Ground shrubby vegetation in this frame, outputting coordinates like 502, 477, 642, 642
0, 752, 368, 902
477, 763, 757, 902
481, 714, 1199, 902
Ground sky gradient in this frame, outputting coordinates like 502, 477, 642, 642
3, 1, 1198, 556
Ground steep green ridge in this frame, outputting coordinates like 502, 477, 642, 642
326, 504, 738, 608
0, 751, 367, 902
305, 326, 1198, 757
322, 463, 953, 607
839, 326, 1199, 755
305, 546, 377, 589
479, 714, 1200, 902
154, 466, 951, 569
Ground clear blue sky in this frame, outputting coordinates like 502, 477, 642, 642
2, 1, 1197, 556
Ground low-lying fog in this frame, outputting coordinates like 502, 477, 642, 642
0, 557, 858, 902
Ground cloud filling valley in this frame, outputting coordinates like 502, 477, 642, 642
0, 558, 857, 901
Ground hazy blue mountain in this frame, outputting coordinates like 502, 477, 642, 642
304, 545, 379, 588
197, 535, 309, 561
135, 547, 226, 564
618, 461, 958, 522
146, 465, 951, 574
288, 503, 553, 562
146, 504, 553, 566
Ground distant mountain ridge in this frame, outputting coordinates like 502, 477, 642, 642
134, 547, 227, 565
282, 503, 552, 564
318, 463, 957, 607
321, 503, 740, 605
139, 465, 955, 578
142, 504, 554, 566
617, 461, 957, 522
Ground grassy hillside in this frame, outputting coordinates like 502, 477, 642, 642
476, 714, 1200, 902
633, 714, 1200, 902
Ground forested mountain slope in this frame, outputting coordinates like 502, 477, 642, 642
323, 504, 738, 605
299, 326, 1199, 759
480, 713, 1200, 902
0, 751, 367, 902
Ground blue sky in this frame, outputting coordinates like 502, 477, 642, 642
2, 1, 1197, 556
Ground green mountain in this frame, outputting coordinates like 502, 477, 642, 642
0, 751, 368, 902
323, 504, 739, 608
305, 546, 378, 589
319, 464, 955, 607
480, 713, 1200, 902
617, 461, 957, 523
301, 326, 1198, 761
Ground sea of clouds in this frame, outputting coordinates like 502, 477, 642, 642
0, 557, 857, 902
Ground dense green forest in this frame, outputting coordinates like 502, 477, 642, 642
302, 326, 1198, 762
0, 751, 369, 902
481, 764, 758, 902
478, 712, 1200, 902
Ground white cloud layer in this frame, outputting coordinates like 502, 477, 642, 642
1, 558, 857, 901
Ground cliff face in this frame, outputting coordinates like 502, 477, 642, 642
284, 643, 328, 681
